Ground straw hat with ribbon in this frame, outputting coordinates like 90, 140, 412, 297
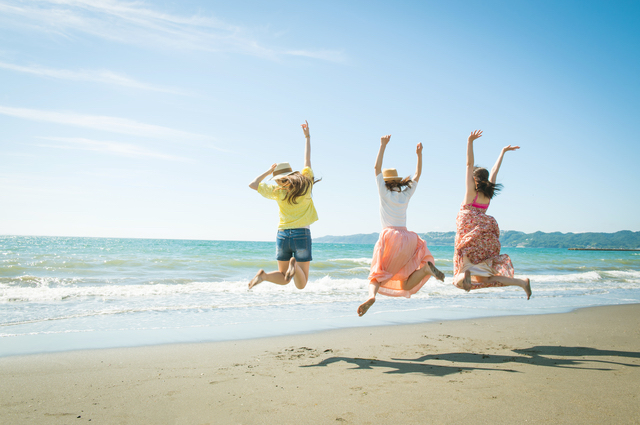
270, 162, 296, 180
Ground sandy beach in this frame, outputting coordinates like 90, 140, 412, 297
1, 304, 639, 424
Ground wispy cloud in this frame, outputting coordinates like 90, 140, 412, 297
0, 61, 188, 94
0, 104, 211, 142
36, 136, 189, 161
0, 0, 345, 62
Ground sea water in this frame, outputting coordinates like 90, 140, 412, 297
1, 235, 639, 357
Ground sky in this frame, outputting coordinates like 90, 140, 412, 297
0, 0, 639, 241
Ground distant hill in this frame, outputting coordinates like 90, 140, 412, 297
315, 230, 640, 249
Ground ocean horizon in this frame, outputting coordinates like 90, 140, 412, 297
2, 235, 640, 357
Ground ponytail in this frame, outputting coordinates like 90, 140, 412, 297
473, 167, 502, 199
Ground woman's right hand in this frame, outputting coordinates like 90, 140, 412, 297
380, 135, 391, 146
301, 120, 310, 138
502, 145, 520, 153
268, 163, 277, 173
468, 130, 483, 143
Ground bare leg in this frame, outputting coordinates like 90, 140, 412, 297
486, 276, 532, 300
291, 261, 310, 290
403, 262, 445, 291
248, 261, 292, 289
358, 282, 380, 317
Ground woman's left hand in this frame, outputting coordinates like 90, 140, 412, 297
416, 142, 423, 154
301, 120, 310, 138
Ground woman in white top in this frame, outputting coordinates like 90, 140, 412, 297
358, 135, 444, 317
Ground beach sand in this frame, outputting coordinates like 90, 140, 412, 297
1, 304, 639, 424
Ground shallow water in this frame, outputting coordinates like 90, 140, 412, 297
1, 236, 639, 356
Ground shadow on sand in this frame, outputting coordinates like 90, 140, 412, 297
300, 346, 640, 377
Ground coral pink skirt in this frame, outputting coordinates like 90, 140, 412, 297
368, 226, 434, 298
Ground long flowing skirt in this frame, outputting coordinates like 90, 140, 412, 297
368, 226, 434, 298
454, 205, 514, 290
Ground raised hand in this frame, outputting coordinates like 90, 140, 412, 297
416, 142, 423, 155
502, 145, 520, 152
468, 130, 483, 143
380, 135, 391, 145
301, 120, 310, 138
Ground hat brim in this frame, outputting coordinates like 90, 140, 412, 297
383, 176, 403, 182
270, 171, 296, 180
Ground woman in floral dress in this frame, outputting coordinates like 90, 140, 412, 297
453, 130, 531, 299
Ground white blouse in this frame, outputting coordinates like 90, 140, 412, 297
376, 173, 418, 228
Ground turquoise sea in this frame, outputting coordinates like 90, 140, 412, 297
1, 235, 639, 357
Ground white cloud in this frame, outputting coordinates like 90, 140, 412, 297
0, 0, 345, 62
0, 104, 209, 141
36, 136, 189, 161
0, 61, 188, 94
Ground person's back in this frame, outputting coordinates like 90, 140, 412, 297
376, 170, 418, 228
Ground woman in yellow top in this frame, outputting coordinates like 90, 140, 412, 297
248, 121, 320, 290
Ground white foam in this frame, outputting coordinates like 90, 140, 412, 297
327, 258, 372, 265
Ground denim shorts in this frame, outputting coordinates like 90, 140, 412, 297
276, 228, 312, 262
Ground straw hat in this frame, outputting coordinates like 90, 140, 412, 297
270, 162, 296, 180
382, 168, 402, 182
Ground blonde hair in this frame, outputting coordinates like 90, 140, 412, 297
276, 172, 321, 204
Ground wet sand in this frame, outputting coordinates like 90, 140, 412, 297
1, 304, 639, 424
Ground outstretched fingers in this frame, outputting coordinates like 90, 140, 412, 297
468, 129, 483, 142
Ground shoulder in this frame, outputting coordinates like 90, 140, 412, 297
301, 167, 313, 178
257, 182, 278, 199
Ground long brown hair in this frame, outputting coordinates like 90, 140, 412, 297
276, 172, 321, 204
473, 167, 502, 199
384, 176, 413, 192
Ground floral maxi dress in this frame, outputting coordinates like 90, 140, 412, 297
453, 203, 514, 289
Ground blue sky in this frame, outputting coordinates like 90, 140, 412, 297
1, 0, 638, 241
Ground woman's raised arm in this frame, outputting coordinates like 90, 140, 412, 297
302, 120, 311, 169
413, 142, 423, 182
490, 145, 520, 184
249, 164, 277, 191
374, 135, 391, 176
465, 130, 482, 199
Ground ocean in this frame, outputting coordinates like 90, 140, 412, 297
1, 235, 639, 357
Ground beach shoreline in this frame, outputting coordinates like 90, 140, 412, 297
1, 303, 639, 424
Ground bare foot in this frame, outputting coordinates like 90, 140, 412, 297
357, 298, 376, 317
428, 262, 445, 282
248, 269, 265, 289
284, 258, 296, 283
523, 278, 532, 300
462, 270, 472, 292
